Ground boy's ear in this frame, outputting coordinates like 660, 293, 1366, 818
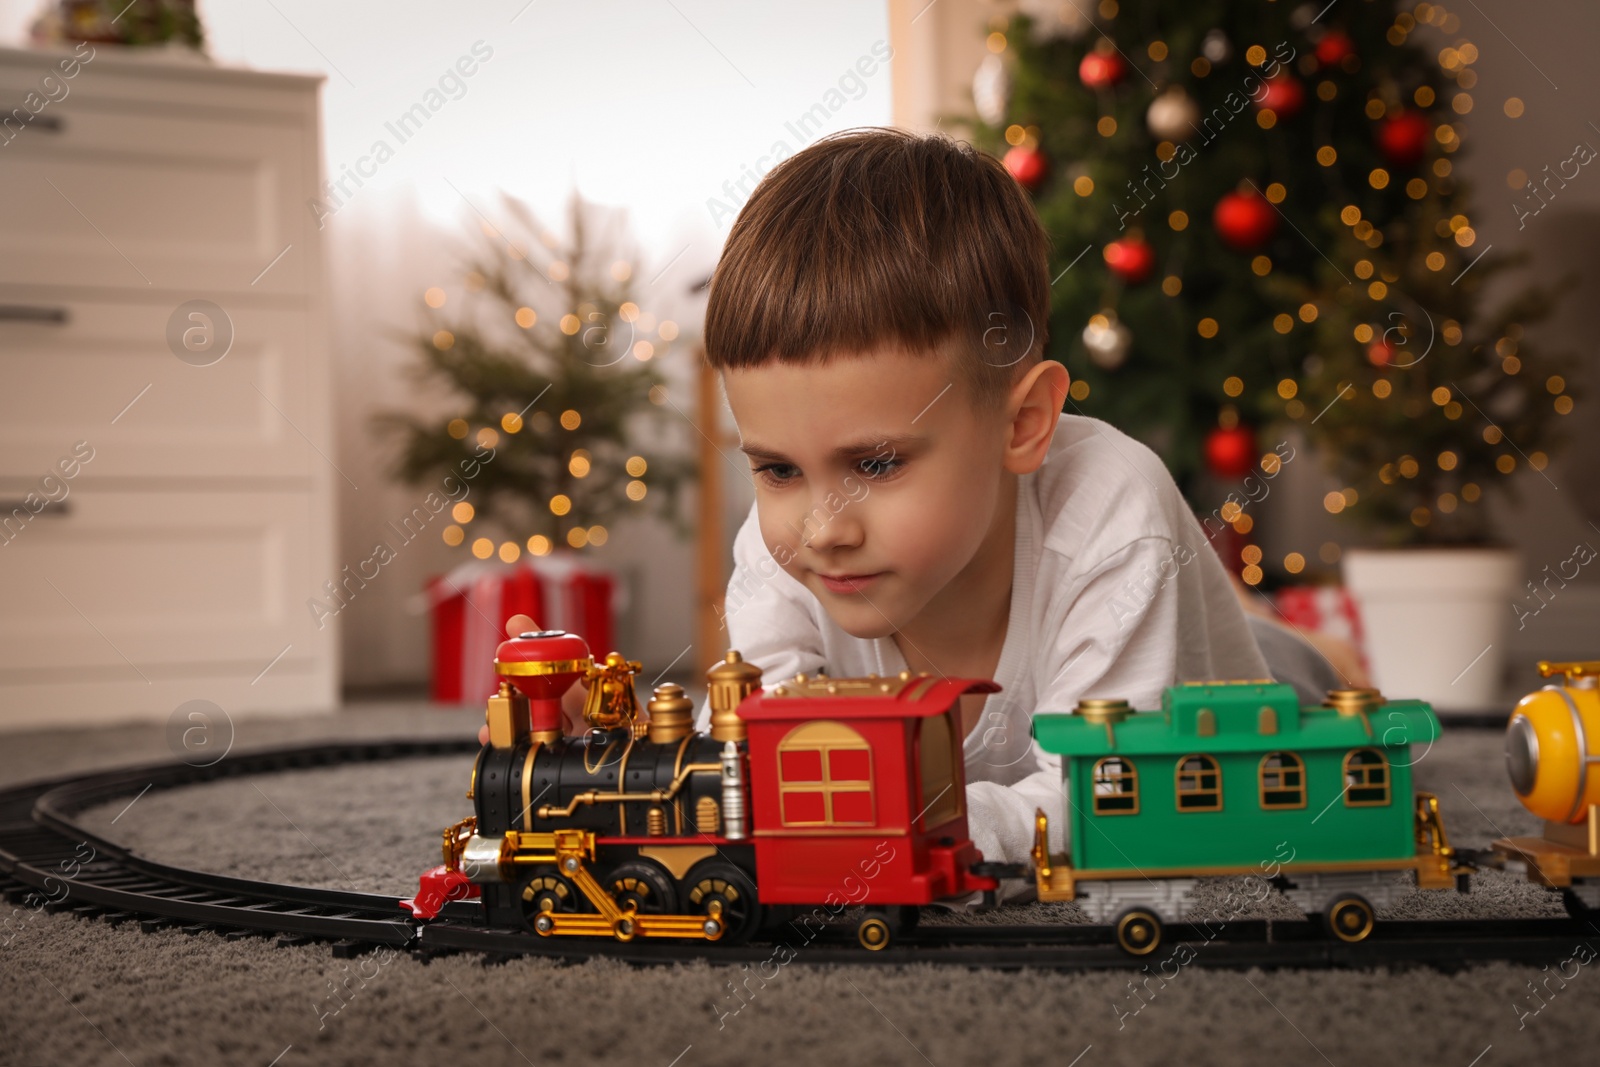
1003, 360, 1070, 475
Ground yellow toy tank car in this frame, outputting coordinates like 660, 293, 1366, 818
1493, 660, 1600, 912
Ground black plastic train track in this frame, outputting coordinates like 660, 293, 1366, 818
0, 738, 1591, 972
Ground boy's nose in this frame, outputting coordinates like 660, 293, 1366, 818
791, 495, 864, 553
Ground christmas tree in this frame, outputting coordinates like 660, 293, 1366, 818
965, 0, 1576, 557
373, 192, 697, 563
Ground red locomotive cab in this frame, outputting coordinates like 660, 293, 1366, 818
738, 671, 999, 909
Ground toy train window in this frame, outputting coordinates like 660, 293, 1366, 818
1259, 752, 1306, 809
1091, 757, 1139, 815
1343, 748, 1391, 806
1175, 754, 1223, 811
916, 711, 962, 830
776, 721, 875, 826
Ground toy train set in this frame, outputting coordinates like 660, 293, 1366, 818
400, 629, 1600, 956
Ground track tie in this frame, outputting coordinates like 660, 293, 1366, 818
87, 875, 156, 889
330, 939, 369, 958
276, 933, 315, 948
138, 918, 172, 934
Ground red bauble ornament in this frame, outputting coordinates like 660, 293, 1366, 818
1367, 338, 1395, 367
1377, 111, 1432, 168
1314, 30, 1354, 68
1212, 189, 1278, 251
1079, 50, 1128, 90
1255, 74, 1306, 119
1003, 144, 1049, 190
1103, 235, 1156, 284
1205, 424, 1257, 480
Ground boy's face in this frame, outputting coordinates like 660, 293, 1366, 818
723, 344, 1013, 641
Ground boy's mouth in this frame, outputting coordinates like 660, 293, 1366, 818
816, 571, 884, 594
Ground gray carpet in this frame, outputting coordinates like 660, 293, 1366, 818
1, 702, 1595, 1067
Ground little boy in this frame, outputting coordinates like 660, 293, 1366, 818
692, 127, 1273, 874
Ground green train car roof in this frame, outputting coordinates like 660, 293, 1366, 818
1031, 681, 1440, 756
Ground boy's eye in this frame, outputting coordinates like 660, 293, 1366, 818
751, 457, 902, 487
752, 463, 798, 486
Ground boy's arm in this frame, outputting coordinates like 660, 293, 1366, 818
693, 505, 826, 730
966, 536, 1256, 890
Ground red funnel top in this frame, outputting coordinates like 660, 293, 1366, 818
493, 629, 592, 737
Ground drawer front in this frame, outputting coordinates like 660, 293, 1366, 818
0, 298, 325, 480
0, 488, 333, 679
0, 92, 314, 295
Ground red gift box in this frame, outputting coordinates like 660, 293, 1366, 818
1274, 584, 1370, 674
426, 554, 621, 704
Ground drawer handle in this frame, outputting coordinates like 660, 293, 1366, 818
0, 499, 71, 517
0, 305, 70, 324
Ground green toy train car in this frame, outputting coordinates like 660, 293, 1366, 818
1029, 681, 1466, 954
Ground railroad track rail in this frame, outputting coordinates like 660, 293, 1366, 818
0, 740, 472, 952
0, 739, 1590, 971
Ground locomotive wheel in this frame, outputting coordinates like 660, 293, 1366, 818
606, 860, 679, 916
683, 860, 761, 944
1113, 907, 1163, 956
519, 871, 584, 934
1323, 893, 1376, 943
856, 906, 917, 951
857, 914, 892, 951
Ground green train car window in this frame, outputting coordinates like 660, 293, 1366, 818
1175, 754, 1222, 811
1259, 752, 1306, 809
1091, 757, 1139, 815
1343, 748, 1391, 806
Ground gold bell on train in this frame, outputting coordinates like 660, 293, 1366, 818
581, 651, 644, 731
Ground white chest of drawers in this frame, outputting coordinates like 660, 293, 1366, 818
0, 44, 338, 727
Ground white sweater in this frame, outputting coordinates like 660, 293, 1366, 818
694, 413, 1272, 896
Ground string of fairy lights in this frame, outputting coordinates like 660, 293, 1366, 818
419, 268, 678, 563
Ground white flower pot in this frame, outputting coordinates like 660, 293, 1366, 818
1341, 546, 1522, 713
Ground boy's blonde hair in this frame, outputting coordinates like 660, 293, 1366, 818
704, 127, 1052, 412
